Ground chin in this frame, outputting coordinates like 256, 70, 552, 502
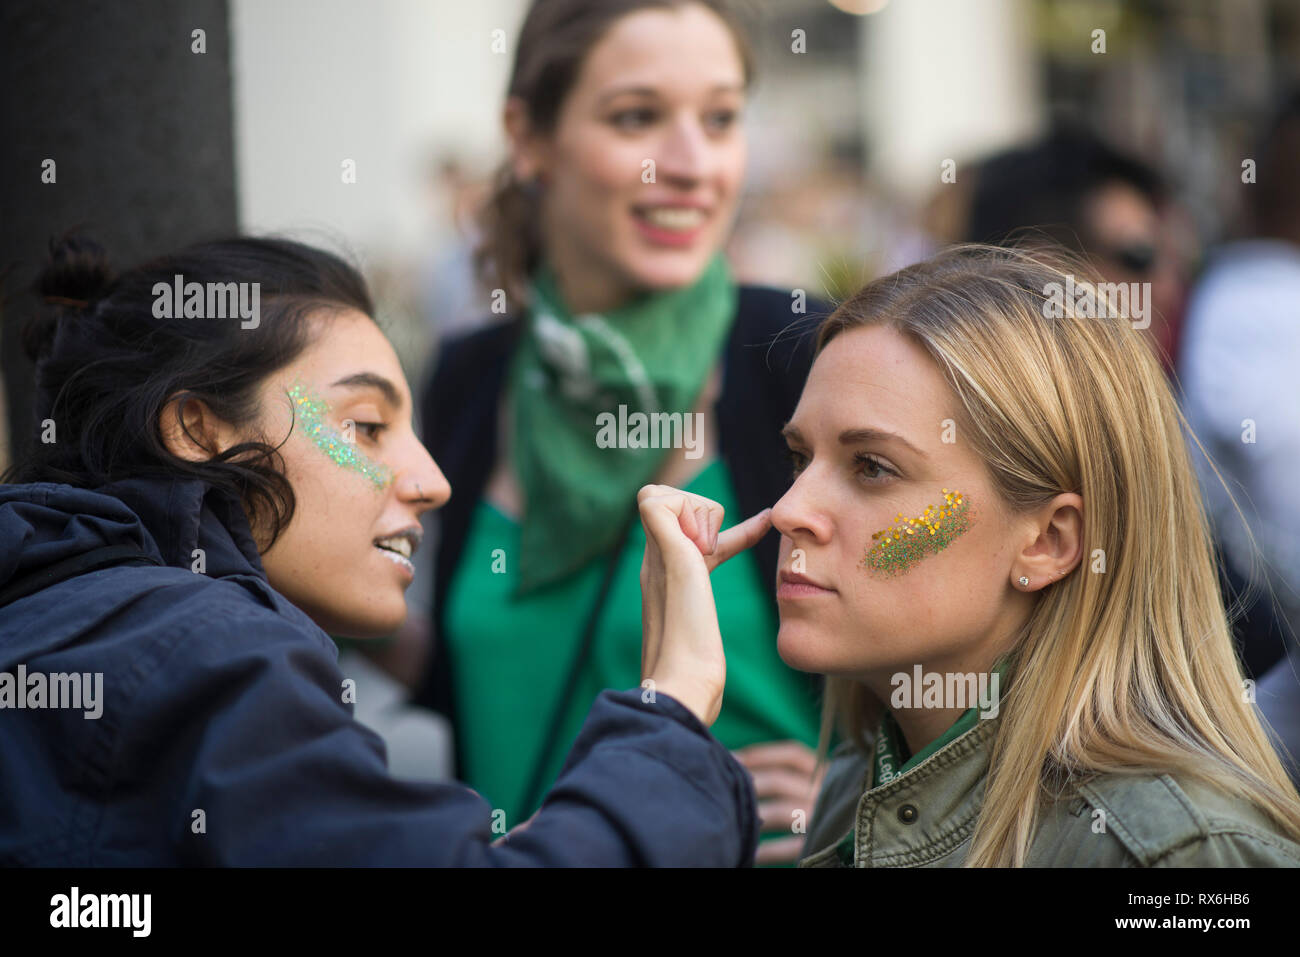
314, 603, 407, 641
624, 249, 715, 291
776, 625, 827, 674
340, 621, 405, 641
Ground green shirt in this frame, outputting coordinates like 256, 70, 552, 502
445, 458, 821, 834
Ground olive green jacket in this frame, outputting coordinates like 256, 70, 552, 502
799, 712, 1300, 867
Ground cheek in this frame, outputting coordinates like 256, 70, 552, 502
842, 492, 981, 637
274, 439, 380, 570
715, 139, 746, 201
287, 382, 395, 492
858, 489, 973, 580
556, 132, 637, 205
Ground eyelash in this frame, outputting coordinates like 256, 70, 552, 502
785, 449, 896, 484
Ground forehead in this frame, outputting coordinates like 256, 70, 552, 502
573, 6, 745, 95
797, 324, 951, 428
1084, 181, 1158, 235
289, 309, 408, 402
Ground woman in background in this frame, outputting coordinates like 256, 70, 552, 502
414, 0, 824, 862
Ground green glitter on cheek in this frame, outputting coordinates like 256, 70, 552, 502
287, 381, 395, 490
862, 488, 973, 577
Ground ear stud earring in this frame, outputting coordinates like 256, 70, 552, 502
1018, 576, 1030, 587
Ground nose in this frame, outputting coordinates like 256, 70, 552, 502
400, 440, 451, 513
656, 112, 710, 184
770, 469, 832, 546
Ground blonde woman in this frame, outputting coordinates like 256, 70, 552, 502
737, 243, 1300, 867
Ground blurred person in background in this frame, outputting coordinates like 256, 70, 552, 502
962, 125, 1192, 374
1178, 89, 1300, 788
957, 124, 1288, 687
412, 0, 827, 864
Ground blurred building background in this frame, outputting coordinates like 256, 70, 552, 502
224, 0, 1300, 400
5, 0, 1300, 470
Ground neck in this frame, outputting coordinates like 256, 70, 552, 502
892, 705, 968, 757
862, 643, 1013, 756
544, 244, 635, 316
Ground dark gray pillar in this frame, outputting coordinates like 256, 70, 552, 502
0, 0, 238, 471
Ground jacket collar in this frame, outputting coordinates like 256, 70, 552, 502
805, 711, 1001, 868
93, 473, 267, 579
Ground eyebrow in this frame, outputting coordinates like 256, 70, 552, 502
329, 372, 404, 412
781, 423, 928, 459
595, 83, 744, 108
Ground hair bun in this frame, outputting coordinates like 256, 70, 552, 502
36, 232, 114, 307
21, 232, 115, 363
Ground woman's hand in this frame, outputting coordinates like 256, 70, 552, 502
637, 484, 771, 727
732, 740, 828, 864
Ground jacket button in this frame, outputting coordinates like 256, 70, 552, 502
898, 804, 918, 824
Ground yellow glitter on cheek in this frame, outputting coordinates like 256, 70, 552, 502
286, 381, 395, 490
862, 488, 973, 576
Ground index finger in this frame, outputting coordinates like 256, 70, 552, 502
706, 508, 773, 571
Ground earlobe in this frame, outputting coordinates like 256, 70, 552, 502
1013, 566, 1076, 590
503, 98, 540, 182
1013, 567, 1074, 591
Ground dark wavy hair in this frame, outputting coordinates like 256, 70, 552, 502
2, 233, 375, 550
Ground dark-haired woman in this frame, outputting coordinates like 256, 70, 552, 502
0, 234, 767, 865
414, 0, 825, 864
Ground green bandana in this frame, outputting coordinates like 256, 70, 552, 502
509, 254, 737, 594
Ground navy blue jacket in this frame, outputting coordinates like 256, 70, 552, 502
0, 475, 759, 865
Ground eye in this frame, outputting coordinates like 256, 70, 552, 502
353, 421, 387, 441
785, 447, 809, 477
611, 108, 656, 132
855, 452, 897, 485
704, 108, 738, 133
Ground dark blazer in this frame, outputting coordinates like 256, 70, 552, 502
0, 476, 759, 865
413, 285, 827, 773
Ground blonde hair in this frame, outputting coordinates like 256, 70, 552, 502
813, 243, 1300, 867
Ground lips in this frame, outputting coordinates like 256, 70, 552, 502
777, 569, 836, 599
633, 205, 707, 230
374, 526, 421, 556
631, 204, 713, 247
780, 570, 833, 589
374, 526, 421, 575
